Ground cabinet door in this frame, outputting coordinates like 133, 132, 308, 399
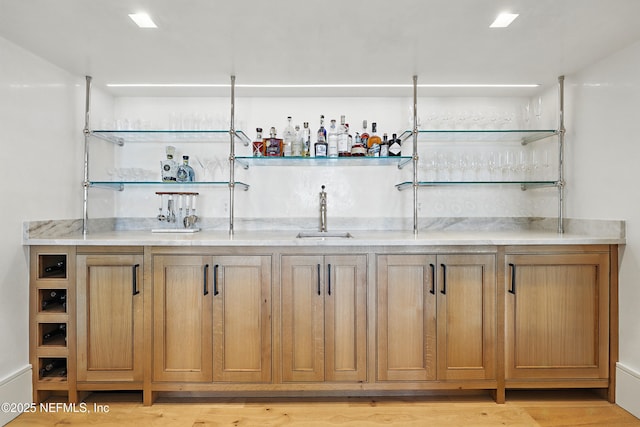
436, 254, 496, 380
76, 254, 143, 382
325, 255, 367, 382
212, 256, 271, 383
377, 254, 437, 381
281, 255, 325, 382
153, 255, 212, 382
505, 252, 609, 380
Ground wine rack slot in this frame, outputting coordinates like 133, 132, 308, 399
38, 289, 67, 313
38, 357, 67, 381
38, 323, 67, 347
38, 254, 67, 279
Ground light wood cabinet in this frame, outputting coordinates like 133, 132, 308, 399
152, 254, 271, 383
76, 253, 144, 383
212, 256, 272, 383
505, 249, 610, 382
376, 253, 496, 381
281, 255, 367, 382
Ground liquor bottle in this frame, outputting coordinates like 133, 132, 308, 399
389, 133, 402, 156
380, 133, 389, 157
41, 290, 66, 311
44, 260, 65, 275
252, 128, 264, 157
350, 132, 366, 156
368, 122, 382, 156
292, 124, 303, 157
176, 155, 196, 182
315, 116, 328, 157
338, 115, 350, 157
282, 116, 295, 157
43, 324, 66, 342
302, 122, 311, 157
360, 120, 369, 149
327, 119, 339, 157
39, 359, 66, 378
265, 127, 283, 157
161, 146, 179, 182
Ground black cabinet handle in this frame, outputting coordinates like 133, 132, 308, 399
440, 264, 447, 295
509, 263, 516, 294
203, 264, 209, 296
213, 264, 220, 296
429, 263, 435, 295
327, 264, 332, 296
132, 264, 140, 295
317, 264, 321, 296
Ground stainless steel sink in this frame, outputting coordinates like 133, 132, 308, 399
296, 231, 353, 239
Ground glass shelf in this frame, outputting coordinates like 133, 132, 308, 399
235, 156, 413, 169
89, 181, 249, 191
90, 129, 251, 146
395, 180, 559, 191
398, 129, 558, 144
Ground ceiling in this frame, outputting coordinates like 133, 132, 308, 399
2, 0, 640, 97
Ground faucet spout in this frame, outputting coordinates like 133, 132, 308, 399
319, 185, 327, 232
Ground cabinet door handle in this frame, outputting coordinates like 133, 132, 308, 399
132, 264, 140, 296
440, 264, 447, 295
429, 263, 435, 295
213, 264, 220, 296
327, 264, 332, 296
317, 264, 321, 296
509, 263, 516, 294
203, 264, 209, 296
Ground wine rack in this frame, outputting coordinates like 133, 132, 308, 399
29, 246, 77, 403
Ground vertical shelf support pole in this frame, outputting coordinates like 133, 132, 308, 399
82, 76, 92, 236
229, 75, 236, 236
412, 75, 419, 234
558, 75, 565, 234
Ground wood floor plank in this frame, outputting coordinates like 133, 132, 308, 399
7, 391, 640, 426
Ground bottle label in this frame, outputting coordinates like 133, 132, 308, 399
252, 141, 264, 157
161, 160, 178, 181
389, 142, 402, 156
315, 143, 328, 157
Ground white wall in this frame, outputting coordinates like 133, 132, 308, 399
566, 40, 640, 417
0, 36, 113, 426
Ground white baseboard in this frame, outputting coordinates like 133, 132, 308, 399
617, 363, 640, 419
0, 365, 32, 427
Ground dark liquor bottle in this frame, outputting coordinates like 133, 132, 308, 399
39, 358, 66, 377
43, 324, 66, 342
368, 122, 382, 156
350, 132, 366, 157
44, 260, 65, 275
265, 127, 283, 157
380, 133, 389, 157
389, 133, 402, 156
41, 290, 66, 311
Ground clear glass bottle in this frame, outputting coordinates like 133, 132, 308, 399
292, 124, 303, 157
315, 115, 327, 157
327, 119, 339, 157
302, 122, 311, 157
265, 127, 283, 157
161, 145, 178, 182
282, 116, 295, 157
252, 128, 264, 157
338, 115, 350, 157
176, 155, 196, 182
389, 132, 402, 156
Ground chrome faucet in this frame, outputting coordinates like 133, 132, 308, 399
319, 185, 327, 232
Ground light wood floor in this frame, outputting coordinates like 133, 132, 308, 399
8, 390, 640, 426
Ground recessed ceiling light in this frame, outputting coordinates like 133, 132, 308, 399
490, 12, 519, 28
128, 13, 157, 28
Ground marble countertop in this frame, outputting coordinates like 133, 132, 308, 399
23, 228, 625, 247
